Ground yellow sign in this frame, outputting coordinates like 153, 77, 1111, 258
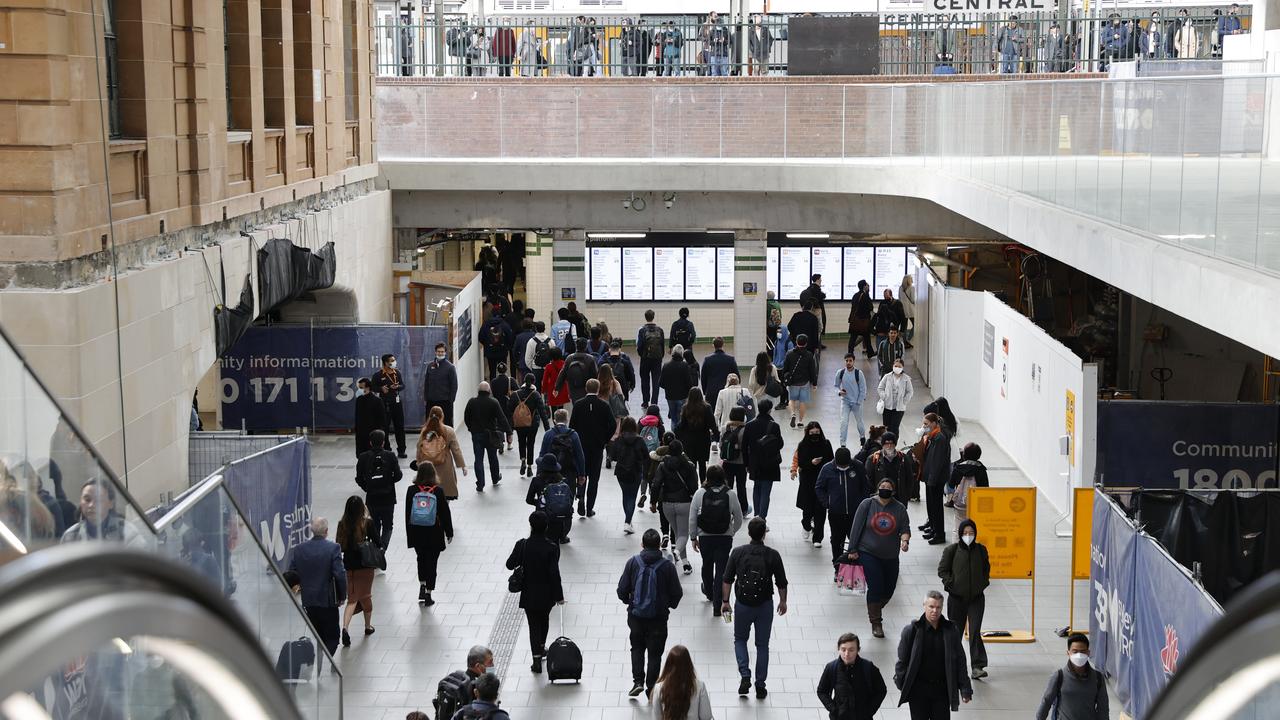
968, 487, 1037, 579
1065, 389, 1077, 467
1072, 487, 1094, 580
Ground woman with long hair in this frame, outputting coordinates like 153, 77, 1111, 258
676, 388, 718, 484
598, 363, 627, 440
509, 373, 551, 478
404, 463, 453, 606
652, 645, 713, 720
416, 405, 467, 499
335, 494, 376, 645
791, 421, 834, 549
505, 510, 564, 674
608, 416, 650, 534
746, 351, 781, 402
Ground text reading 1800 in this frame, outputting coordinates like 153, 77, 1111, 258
1174, 468, 1279, 490
221, 377, 359, 404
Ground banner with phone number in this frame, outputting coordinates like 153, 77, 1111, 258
220, 325, 448, 431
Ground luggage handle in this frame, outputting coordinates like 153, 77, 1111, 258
559, 601, 565, 637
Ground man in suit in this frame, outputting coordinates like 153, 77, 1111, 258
371, 354, 407, 458
288, 517, 347, 655
569, 378, 617, 518
700, 337, 738, 405
353, 378, 387, 459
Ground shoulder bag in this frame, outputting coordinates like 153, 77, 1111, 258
357, 537, 387, 571
507, 540, 527, 593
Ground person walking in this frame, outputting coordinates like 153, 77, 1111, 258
713, 374, 754, 429
489, 363, 517, 450
652, 646, 714, 720
654, 439, 699, 575
540, 408, 587, 501
527, 454, 576, 544
900, 274, 916, 347
815, 447, 870, 569
550, 308, 576, 353
509, 374, 551, 478
336, 495, 377, 647
355, 429, 401, 550
690, 464, 743, 617
404, 463, 453, 606
782, 334, 819, 428
878, 358, 914, 437
637, 310, 667, 406
463, 381, 512, 492
947, 443, 989, 518
1035, 634, 1108, 720
787, 302, 822, 365
835, 354, 868, 449
720, 406, 751, 517
506, 510, 565, 674
893, 591, 973, 719
609, 416, 651, 535
558, 338, 601, 411
451, 673, 511, 720
541, 347, 571, 413
416, 406, 467, 500
799, 273, 828, 344
424, 343, 460, 426
618, 528, 684, 699
480, 307, 515, 382
848, 280, 875, 358
700, 337, 737, 404
938, 519, 991, 680
865, 432, 918, 505
817, 632, 889, 720
741, 399, 784, 520
354, 378, 388, 458
847, 478, 912, 638
601, 340, 637, 400
569, 378, 617, 518
747, 351, 783, 405
659, 347, 693, 428
877, 328, 907, 380
919, 413, 953, 545
524, 321, 554, 387
722, 517, 789, 700
371, 354, 408, 458
792, 421, 834, 549
288, 517, 347, 655
675, 388, 718, 484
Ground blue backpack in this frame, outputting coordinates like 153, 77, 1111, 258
640, 424, 661, 453
409, 486, 439, 527
630, 556, 662, 619
543, 480, 574, 518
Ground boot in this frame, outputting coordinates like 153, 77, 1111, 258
868, 601, 885, 638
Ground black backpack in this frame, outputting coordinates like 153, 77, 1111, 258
434, 670, 472, 720
735, 546, 771, 606
551, 432, 577, 476
533, 337, 553, 367
487, 323, 504, 348
698, 487, 731, 533
718, 425, 744, 463
673, 323, 694, 350
274, 637, 315, 681
641, 326, 665, 360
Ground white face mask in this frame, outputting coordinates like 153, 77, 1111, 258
436, 354, 446, 361
1069, 653, 1089, 668
883, 447, 896, 459
893, 367, 904, 375
389, 360, 397, 369
961, 534, 975, 545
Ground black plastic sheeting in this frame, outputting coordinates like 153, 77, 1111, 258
1130, 491, 1280, 605
214, 278, 255, 357
257, 238, 337, 315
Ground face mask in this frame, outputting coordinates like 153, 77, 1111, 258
436, 354, 446, 361
485, 666, 497, 675
389, 360, 397, 369
893, 367, 904, 375
808, 432, 820, 438
877, 488, 893, 499
962, 534, 975, 545
1070, 653, 1089, 668
883, 447, 896, 458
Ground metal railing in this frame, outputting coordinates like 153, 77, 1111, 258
374, 9, 1251, 78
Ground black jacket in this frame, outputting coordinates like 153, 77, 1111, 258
659, 357, 693, 402
568, 395, 616, 454
669, 318, 697, 349
938, 521, 991, 600
815, 461, 869, 516
895, 616, 974, 710
787, 310, 821, 348
741, 413, 783, 482
654, 454, 698, 504
355, 448, 402, 507
608, 433, 650, 480
799, 282, 828, 329
617, 548, 684, 620
480, 314, 513, 357
370, 367, 404, 405
949, 459, 989, 490
423, 359, 458, 403
865, 449, 916, 503
783, 347, 818, 386
354, 393, 387, 436
700, 349, 738, 402
463, 392, 512, 436
601, 352, 636, 393
817, 656, 888, 720
675, 404, 719, 462
403, 483, 453, 552
506, 535, 564, 611
509, 385, 551, 430
921, 428, 953, 488
556, 352, 599, 401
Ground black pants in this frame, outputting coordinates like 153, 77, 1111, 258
384, 400, 406, 455
549, 514, 573, 542
497, 57, 513, 76
908, 691, 950, 720
580, 450, 604, 513
828, 511, 853, 566
486, 353, 507, 380
947, 593, 988, 669
367, 504, 394, 550
627, 615, 668, 691
925, 483, 945, 538
694, 459, 707, 485
698, 534, 732, 606
726, 463, 749, 514
804, 501, 828, 544
428, 400, 455, 428
526, 606, 552, 656
849, 332, 874, 357
639, 358, 662, 405
882, 409, 905, 438
516, 426, 539, 468
354, 433, 370, 459
305, 606, 340, 656
414, 546, 441, 588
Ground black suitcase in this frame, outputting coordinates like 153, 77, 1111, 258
545, 606, 582, 683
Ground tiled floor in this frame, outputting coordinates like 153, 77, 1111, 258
309, 347, 1114, 719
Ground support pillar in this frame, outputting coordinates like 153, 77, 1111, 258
551, 230, 586, 313
733, 230, 768, 366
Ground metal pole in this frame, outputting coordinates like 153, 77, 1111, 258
434, 0, 445, 77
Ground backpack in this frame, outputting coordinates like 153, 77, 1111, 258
361, 452, 389, 493
698, 487, 731, 533
630, 556, 662, 619
640, 423, 661, 453
550, 432, 577, 475
421, 431, 448, 465
757, 431, 784, 462
457, 706, 498, 720
672, 323, 694, 350
533, 337, 553, 367
641, 326, 665, 360
735, 546, 771, 606
952, 467, 978, 511
433, 670, 471, 720
543, 480, 574, 517
734, 389, 757, 422
719, 425, 743, 463
487, 323, 504, 349
1049, 668, 1106, 720
512, 393, 533, 429
409, 486, 439, 527
608, 392, 628, 418
274, 637, 315, 681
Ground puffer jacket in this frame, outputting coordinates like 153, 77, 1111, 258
937, 519, 991, 600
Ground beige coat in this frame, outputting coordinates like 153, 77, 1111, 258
416, 425, 466, 498
1174, 23, 1199, 58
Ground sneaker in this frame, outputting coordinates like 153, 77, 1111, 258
812, 541, 822, 548
628, 683, 645, 698
396, 451, 408, 459
738, 678, 752, 697
661, 534, 670, 550
476, 484, 485, 493
587, 510, 596, 518
418, 585, 428, 602
638, 494, 647, 508
531, 656, 543, 674
802, 528, 811, 540
789, 415, 797, 428
755, 682, 768, 700
623, 523, 635, 535
493, 474, 502, 486
972, 667, 988, 679
928, 538, 947, 545
520, 462, 527, 476
560, 537, 571, 545
944, 499, 955, 509
918, 523, 930, 531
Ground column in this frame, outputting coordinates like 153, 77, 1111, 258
733, 230, 768, 365
551, 230, 586, 313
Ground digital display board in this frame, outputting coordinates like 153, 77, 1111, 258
588, 246, 622, 301
842, 247, 875, 299
810, 246, 844, 300
622, 247, 653, 300
653, 247, 685, 301
717, 247, 735, 301
779, 246, 810, 300
875, 247, 907, 298
767, 246, 779, 297
685, 247, 717, 301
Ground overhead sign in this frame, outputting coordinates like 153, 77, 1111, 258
927, 0, 1050, 12
967, 487, 1036, 579
1097, 401, 1279, 489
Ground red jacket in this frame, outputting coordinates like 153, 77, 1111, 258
541, 360, 570, 407
491, 27, 517, 58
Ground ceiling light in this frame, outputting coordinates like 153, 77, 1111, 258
786, 233, 831, 239
416, 247, 426, 254
707, 230, 735, 234
587, 233, 647, 239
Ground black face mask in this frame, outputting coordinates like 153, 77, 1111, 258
878, 488, 894, 499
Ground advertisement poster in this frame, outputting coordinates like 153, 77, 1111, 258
967, 487, 1036, 578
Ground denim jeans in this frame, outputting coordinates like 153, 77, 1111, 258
619, 476, 641, 524
859, 552, 900, 605
1000, 52, 1018, 73
662, 52, 679, 76
753, 479, 775, 519
839, 401, 866, 447
668, 399, 685, 429
709, 54, 729, 75
733, 599, 774, 682
471, 433, 500, 488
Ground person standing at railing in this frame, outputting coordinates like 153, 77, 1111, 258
621, 18, 645, 77
1044, 23, 1068, 73
1140, 14, 1168, 61
636, 19, 654, 76
701, 12, 732, 77
748, 15, 773, 76
586, 18, 603, 77
1100, 14, 1127, 71
568, 16, 588, 77
995, 16, 1026, 74
659, 21, 684, 77
491, 18, 517, 77
446, 20, 469, 77
1217, 3, 1244, 47
1173, 9, 1200, 59
517, 20, 541, 77
466, 26, 487, 77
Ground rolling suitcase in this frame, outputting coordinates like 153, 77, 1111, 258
545, 604, 582, 683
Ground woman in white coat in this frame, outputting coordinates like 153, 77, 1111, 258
713, 373, 755, 428
877, 357, 914, 438
517, 21, 542, 76
899, 274, 916, 347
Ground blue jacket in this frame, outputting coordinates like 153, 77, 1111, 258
700, 349, 738, 402
513, 329, 535, 373
617, 548, 684, 620
539, 424, 587, 477
423, 358, 458, 403
550, 320, 575, 353
1102, 23, 1129, 53
288, 536, 347, 608
815, 461, 869, 516
835, 366, 868, 407
1217, 14, 1242, 38
772, 325, 790, 368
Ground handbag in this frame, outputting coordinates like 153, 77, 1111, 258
765, 376, 785, 398
837, 562, 868, 596
507, 540, 527, 593
356, 540, 386, 571
876, 398, 886, 414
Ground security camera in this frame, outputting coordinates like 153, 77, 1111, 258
662, 192, 676, 209
623, 198, 632, 210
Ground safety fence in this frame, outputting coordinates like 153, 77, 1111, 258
188, 430, 298, 487
374, 9, 1251, 78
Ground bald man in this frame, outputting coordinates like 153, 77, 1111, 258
288, 516, 347, 654
464, 381, 513, 492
